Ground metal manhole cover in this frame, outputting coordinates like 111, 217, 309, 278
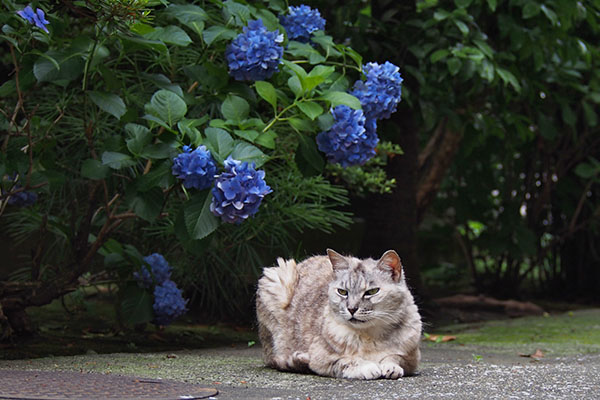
0, 370, 218, 399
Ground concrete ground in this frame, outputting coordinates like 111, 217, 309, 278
1, 341, 599, 399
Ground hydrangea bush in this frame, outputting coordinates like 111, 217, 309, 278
0, 0, 404, 329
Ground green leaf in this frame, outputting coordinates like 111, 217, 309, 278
166, 4, 207, 35
119, 284, 153, 326
144, 26, 192, 47
101, 151, 137, 169
204, 127, 234, 163
233, 129, 260, 142
255, 81, 277, 110
221, 95, 250, 122
321, 91, 361, 110
582, 101, 598, 127
522, 2, 541, 19
81, 159, 110, 180
574, 162, 599, 179
184, 190, 220, 240
486, 0, 497, 11
33, 50, 85, 84
289, 117, 315, 132
447, 58, 462, 75
202, 25, 237, 46
496, 68, 521, 92
147, 89, 187, 127
255, 130, 277, 149
540, 4, 558, 26
230, 142, 268, 167
295, 134, 325, 177
561, 103, 576, 127
297, 101, 324, 120
288, 76, 303, 98
454, 20, 469, 35
141, 143, 176, 159
430, 49, 450, 63
281, 59, 308, 80
129, 187, 164, 222
88, 91, 127, 120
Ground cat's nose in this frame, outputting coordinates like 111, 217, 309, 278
348, 307, 358, 315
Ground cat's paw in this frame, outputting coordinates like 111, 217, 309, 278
380, 361, 404, 379
292, 351, 310, 366
342, 361, 382, 380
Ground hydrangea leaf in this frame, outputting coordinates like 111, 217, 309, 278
234, 129, 260, 143
184, 190, 220, 240
288, 76, 303, 97
295, 134, 325, 177
321, 91, 362, 110
297, 101, 324, 120
128, 187, 164, 222
119, 283, 154, 326
165, 4, 207, 35
87, 91, 127, 120
230, 142, 268, 167
255, 81, 277, 110
144, 26, 192, 47
255, 130, 277, 149
203, 25, 237, 46
146, 89, 187, 127
80, 159, 110, 180
204, 127, 234, 164
101, 151, 137, 169
221, 95, 250, 122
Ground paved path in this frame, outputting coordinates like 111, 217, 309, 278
1, 343, 599, 399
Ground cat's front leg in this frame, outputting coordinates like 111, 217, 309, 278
341, 359, 382, 380
313, 357, 382, 380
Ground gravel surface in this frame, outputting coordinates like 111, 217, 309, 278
2, 343, 599, 399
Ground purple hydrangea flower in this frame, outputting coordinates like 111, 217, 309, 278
280, 5, 326, 43
172, 145, 217, 190
152, 280, 188, 326
210, 157, 272, 224
4, 186, 38, 207
134, 253, 172, 288
316, 106, 379, 167
350, 61, 403, 120
226, 19, 284, 81
17, 6, 50, 33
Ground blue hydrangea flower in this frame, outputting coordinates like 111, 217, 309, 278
172, 145, 217, 190
134, 253, 172, 288
280, 5, 326, 43
152, 280, 188, 326
210, 157, 272, 224
226, 19, 284, 81
316, 106, 379, 167
350, 61, 403, 120
17, 6, 49, 33
4, 186, 38, 207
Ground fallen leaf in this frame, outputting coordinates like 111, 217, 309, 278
425, 334, 457, 342
166, 354, 177, 359
518, 349, 544, 359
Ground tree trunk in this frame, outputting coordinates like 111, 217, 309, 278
357, 109, 424, 298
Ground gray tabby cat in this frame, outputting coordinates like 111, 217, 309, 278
256, 249, 422, 379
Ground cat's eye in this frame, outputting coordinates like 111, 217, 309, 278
337, 288, 348, 296
364, 288, 380, 296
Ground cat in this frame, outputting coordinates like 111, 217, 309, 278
256, 248, 422, 380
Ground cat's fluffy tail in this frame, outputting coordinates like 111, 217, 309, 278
258, 258, 298, 312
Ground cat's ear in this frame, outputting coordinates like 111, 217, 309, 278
377, 250, 403, 282
327, 249, 348, 271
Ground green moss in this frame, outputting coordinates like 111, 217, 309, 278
426, 309, 600, 355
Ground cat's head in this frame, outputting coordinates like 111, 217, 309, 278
326, 249, 409, 329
